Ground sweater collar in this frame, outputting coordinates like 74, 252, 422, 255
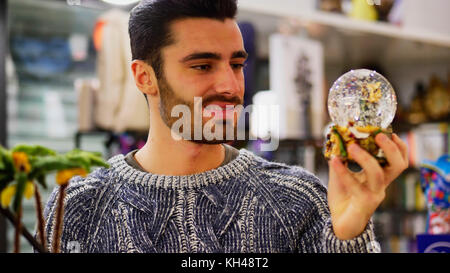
109, 148, 259, 190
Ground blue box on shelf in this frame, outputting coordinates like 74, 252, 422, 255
417, 234, 450, 253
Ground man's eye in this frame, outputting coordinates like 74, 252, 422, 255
231, 63, 246, 70
191, 65, 211, 71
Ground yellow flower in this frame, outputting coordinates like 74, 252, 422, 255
12, 152, 31, 173
1, 184, 16, 208
0, 181, 35, 208
56, 168, 87, 186
24, 181, 35, 200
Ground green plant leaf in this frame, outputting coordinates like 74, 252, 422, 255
32, 156, 81, 172
0, 146, 14, 173
12, 144, 56, 157
12, 172, 28, 213
65, 149, 110, 169
332, 128, 347, 158
65, 155, 92, 172
87, 155, 110, 168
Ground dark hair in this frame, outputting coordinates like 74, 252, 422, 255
129, 0, 238, 79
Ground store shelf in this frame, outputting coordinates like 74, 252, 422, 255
238, 1, 450, 48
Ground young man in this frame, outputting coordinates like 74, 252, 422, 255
43, 0, 408, 253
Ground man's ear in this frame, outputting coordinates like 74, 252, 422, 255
131, 60, 159, 97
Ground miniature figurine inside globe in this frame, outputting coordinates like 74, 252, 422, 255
324, 69, 397, 166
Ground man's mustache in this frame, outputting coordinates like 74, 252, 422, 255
201, 95, 243, 107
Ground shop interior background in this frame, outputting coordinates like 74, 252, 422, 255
0, 0, 449, 253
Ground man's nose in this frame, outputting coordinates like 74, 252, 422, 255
214, 65, 241, 95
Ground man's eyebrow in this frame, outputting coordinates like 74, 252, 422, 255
180, 52, 221, 63
180, 50, 248, 63
231, 50, 248, 60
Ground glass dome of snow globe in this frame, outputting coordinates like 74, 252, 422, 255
328, 69, 397, 129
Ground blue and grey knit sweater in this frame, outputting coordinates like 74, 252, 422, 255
43, 148, 378, 253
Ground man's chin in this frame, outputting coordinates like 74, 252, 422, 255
188, 139, 232, 145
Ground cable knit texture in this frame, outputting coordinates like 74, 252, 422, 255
42, 148, 378, 253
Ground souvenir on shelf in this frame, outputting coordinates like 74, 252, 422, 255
420, 155, 450, 235
424, 76, 450, 120
318, 0, 342, 13
407, 82, 427, 124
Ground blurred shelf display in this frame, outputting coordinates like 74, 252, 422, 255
401, 123, 449, 168
2, 0, 448, 253
239, 2, 449, 251
238, 0, 450, 48
5, 0, 104, 252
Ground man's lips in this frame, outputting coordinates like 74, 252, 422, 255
203, 101, 239, 109
203, 101, 239, 118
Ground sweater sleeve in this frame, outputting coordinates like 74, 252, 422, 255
295, 176, 380, 253
321, 217, 379, 253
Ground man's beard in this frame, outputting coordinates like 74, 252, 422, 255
158, 74, 243, 144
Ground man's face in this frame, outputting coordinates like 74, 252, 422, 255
157, 18, 247, 144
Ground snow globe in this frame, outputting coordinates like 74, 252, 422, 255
324, 69, 397, 167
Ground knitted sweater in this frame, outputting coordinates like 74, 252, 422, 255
43, 148, 378, 253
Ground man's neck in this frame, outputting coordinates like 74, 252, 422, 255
134, 132, 226, 176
